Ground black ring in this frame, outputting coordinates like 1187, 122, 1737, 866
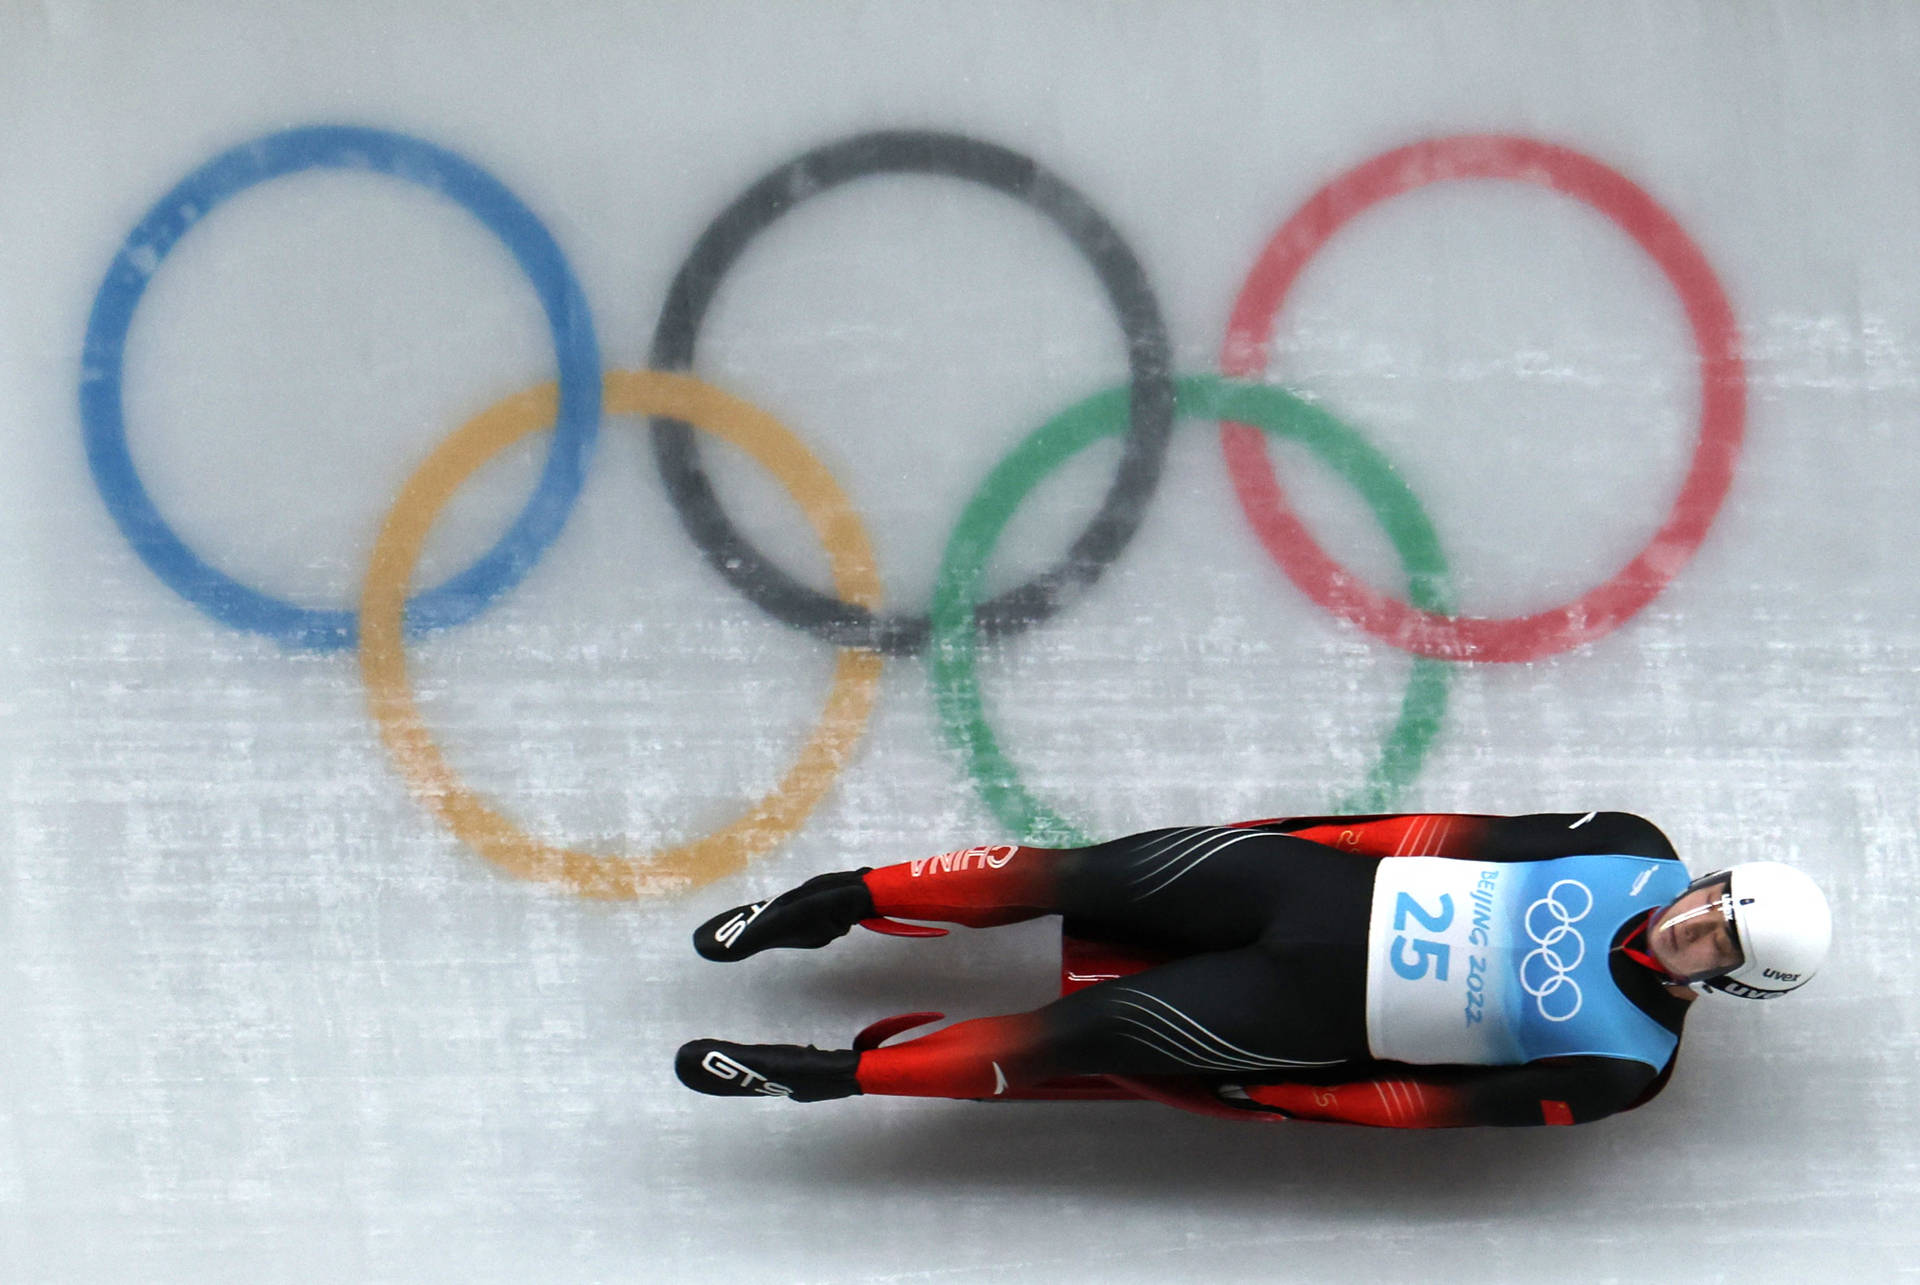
647, 129, 1175, 656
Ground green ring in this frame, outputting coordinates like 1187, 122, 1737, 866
929, 374, 1456, 846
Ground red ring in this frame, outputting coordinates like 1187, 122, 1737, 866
1220, 135, 1746, 662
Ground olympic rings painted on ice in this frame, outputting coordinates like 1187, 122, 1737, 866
358, 370, 883, 899
929, 374, 1455, 846
1221, 134, 1746, 663
80, 124, 602, 650
82, 123, 1748, 894
647, 129, 1176, 657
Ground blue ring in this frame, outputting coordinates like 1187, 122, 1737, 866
80, 125, 601, 650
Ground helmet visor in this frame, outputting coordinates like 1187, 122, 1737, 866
1649, 873, 1746, 983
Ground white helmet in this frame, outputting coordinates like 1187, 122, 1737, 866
1680, 862, 1832, 998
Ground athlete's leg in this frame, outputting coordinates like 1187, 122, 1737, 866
695, 825, 1373, 961
855, 936, 1370, 1098
866, 826, 1375, 954
693, 832, 1157, 961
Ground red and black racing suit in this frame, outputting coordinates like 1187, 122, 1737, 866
853, 812, 1691, 1127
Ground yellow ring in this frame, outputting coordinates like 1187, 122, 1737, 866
359, 370, 885, 899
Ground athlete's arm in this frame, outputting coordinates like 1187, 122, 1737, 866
1232, 1055, 1663, 1128
1467, 812, 1680, 863
1236, 812, 1681, 866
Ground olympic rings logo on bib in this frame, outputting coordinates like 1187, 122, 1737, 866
1521, 879, 1595, 1022
80, 123, 1747, 896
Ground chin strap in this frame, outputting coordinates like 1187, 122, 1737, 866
1620, 909, 1682, 981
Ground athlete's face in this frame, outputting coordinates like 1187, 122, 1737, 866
1648, 878, 1742, 982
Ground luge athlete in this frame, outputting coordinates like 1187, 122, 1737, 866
674, 813, 1831, 1127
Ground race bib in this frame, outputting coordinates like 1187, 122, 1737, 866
1364, 854, 1688, 1067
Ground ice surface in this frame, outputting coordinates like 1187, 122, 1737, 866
2, 0, 1917, 1279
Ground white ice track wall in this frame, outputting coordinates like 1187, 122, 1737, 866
2, 1, 1917, 1279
